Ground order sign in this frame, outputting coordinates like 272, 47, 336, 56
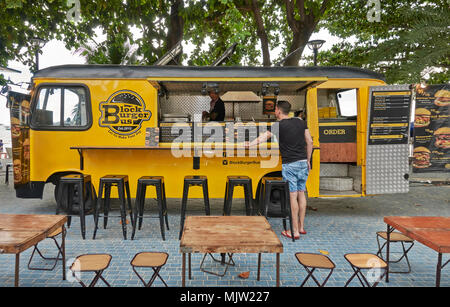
368, 91, 412, 145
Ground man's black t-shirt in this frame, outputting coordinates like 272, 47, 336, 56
277, 117, 308, 164
210, 98, 225, 121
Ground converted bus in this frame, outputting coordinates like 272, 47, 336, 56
7, 65, 412, 209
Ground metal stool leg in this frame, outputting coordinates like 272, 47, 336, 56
179, 182, 189, 240
156, 182, 166, 241
78, 181, 86, 240
162, 182, 169, 230
118, 181, 128, 240
202, 180, 211, 216
66, 185, 73, 228
138, 184, 147, 230
225, 182, 234, 216
92, 181, 104, 240
223, 180, 229, 216
243, 182, 252, 216
103, 183, 112, 229
125, 181, 134, 227
132, 182, 142, 240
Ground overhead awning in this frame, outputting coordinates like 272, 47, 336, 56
148, 79, 327, 95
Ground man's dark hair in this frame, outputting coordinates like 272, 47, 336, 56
276, 100, 291, 115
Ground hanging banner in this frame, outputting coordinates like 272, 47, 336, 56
413, 84, 450, 172
7, 91, 31, 186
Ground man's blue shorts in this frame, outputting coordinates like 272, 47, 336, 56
282, 160, 309, 192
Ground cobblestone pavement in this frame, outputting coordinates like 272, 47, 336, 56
0, 178, 449, 287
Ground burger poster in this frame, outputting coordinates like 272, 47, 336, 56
263, 96, 277, 115
413, 84, 450, 172
7, 91, 31, 185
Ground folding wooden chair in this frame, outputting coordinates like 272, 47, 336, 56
131, 252, 169, 287
70, 254, 112, 287
27, 228, 64, 271
295, 253, 335, 287
376, 231, 414, 273
344, 253, 387, 287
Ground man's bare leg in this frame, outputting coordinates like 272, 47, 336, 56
289, 191, 300, 237
297, 191, 307, 233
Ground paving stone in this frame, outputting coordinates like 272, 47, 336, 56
0, 182, 449, 287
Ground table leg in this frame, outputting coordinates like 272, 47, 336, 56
182, 253, 186, 287
62, 225, 66, 280
386, 224, 391, 282
436, 253, 442, 287
15, 253, 20, 287
188, 253, 192, 280
276, 253, 280, 287
257, 253, 261, 281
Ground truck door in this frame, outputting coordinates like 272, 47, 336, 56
365, 85, 412, 194
7, 91, 35, 196
305, 88, 320, 197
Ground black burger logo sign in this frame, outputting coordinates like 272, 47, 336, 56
99, 90, 151, 137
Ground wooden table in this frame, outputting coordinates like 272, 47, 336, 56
0, 214, 67, 287
180, 216, 283, 287
384, 216, 450, 287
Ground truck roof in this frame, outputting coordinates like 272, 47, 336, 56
33, 65, 385, 81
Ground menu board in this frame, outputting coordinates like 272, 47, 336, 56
368, 90, 412, 145
413, 84, 450, 173
145, 127, 160, 147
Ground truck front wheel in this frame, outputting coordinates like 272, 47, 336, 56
54, 178, 96, 214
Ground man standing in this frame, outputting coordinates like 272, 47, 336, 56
202, 90, 225, 121
246, 101, 313, 239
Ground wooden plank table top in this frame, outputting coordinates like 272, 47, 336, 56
180, 216, 283, 254
384, 216, 450, 253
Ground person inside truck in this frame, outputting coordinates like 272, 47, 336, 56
246, 101, 313, 240
202, 90, 225, 121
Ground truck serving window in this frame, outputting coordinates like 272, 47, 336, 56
31, 85, 91, 130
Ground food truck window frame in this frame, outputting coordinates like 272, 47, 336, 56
30, 83, 92, 131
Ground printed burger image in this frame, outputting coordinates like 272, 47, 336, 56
414, 108, 431, 127
434, 127, 450, 149
413, 146, 432, 169
434, 89, 450, 107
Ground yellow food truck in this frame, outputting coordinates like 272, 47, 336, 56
7, 65, 413, 209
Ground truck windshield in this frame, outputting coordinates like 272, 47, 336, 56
31, 85, 90, 129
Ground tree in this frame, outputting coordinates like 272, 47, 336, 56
320, 0, 449, 84
185, 0, 336, 66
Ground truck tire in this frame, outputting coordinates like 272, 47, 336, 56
54, 178, 96, 215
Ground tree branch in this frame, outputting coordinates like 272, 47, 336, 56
284, 0, 298, 32
250, 0, 271, 66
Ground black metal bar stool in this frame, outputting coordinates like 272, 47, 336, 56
223, 176, 253, 216
131, 176, 169, 240
92, 175, 134, 240
56, 174, 95, 239
258, 177, 295, 242
179, 175, 211, 239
